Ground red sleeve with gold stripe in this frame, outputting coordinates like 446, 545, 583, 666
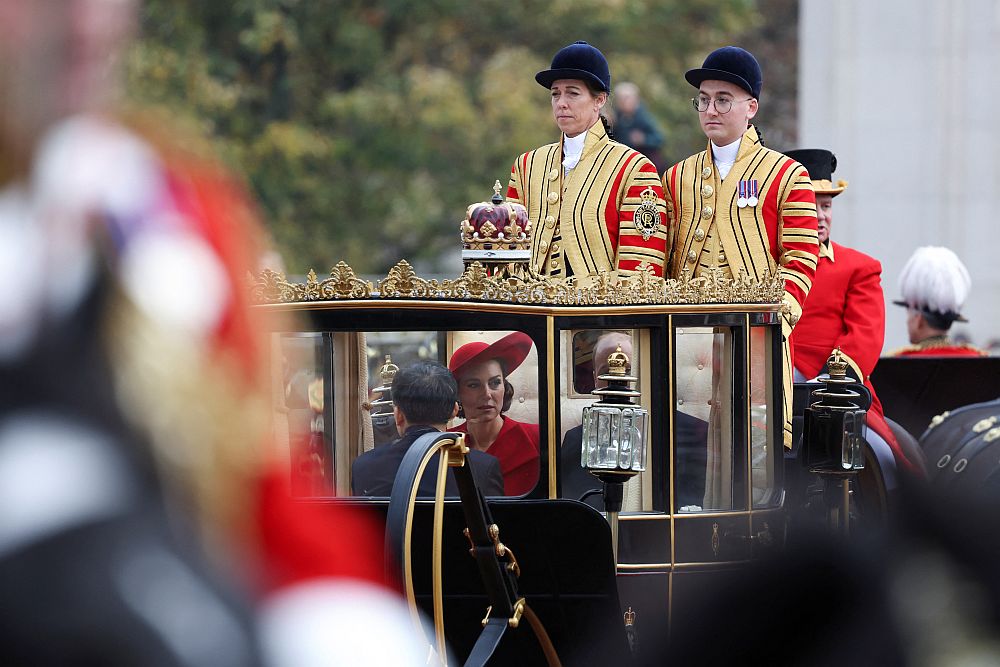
612, 154, 667, 276
506, 151, 528, 205
775, 161, 819, 326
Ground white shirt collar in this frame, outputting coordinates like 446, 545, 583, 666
563, 132, 587, 171
710, 136, 742, 179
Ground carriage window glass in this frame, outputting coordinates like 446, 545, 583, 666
561, 329, 651, 512
447, 330, 540, 496
365, 331, 444, 449
294, 329, 542, 499
570, 330, 611, 395
674, 326, 734, 512
275, 332, 334, 497
750, 326, 777, 507
275, 329, 541, 499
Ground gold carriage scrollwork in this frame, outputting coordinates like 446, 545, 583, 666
250, 260, 785, 306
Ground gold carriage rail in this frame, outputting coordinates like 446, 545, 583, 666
250, 260, 786, 307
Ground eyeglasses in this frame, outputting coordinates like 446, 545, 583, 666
691, 95, 753, 114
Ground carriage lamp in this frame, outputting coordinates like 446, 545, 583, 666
460, 180, 533, 280
803, 349, 866, 535
803, 349, 866, 473
581, 345, 648, 558
369, 354, 399, 428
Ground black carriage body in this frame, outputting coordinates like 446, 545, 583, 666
257, 291, 788, 658
872, 356, 1000, 441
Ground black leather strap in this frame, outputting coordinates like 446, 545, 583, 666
384, 431, 457, 587
464, 617, 509, 667
453, 453, 518, 619
383, 431, 561, 667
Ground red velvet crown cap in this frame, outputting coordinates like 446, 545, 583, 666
463, 200, 530, 247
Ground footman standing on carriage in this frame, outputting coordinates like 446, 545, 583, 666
662, 46, 819, 447
505, 41, 668, 278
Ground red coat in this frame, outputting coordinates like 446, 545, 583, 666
789, 242, 912, 468
455, 417, 540, 496
790, 241, 885, 406
892, 338, 987, 357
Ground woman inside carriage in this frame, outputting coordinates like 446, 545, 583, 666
449, 332, 540, 496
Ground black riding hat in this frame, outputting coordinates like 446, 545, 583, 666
785, 148, 848, 196
536, 41, 611, 93
785, 149, 836, 181
685, 45, 762, 99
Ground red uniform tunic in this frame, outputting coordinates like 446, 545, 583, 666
789, 241, 913, 469
790, 242, 883, 383
455, 416, 540, 496
892, 337, 987, 357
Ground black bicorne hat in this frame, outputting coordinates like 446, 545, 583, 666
685, 46, 762, 99
536, 41, 611, 93
785, 148, 848, 196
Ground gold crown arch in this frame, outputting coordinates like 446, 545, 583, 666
459, 180, 534, 282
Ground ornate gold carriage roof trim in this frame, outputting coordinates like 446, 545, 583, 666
250, 261, 785, 306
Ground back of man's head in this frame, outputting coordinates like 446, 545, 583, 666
594, 331, 633, 378
897, 246, 971, 332
393, 360, 458, 425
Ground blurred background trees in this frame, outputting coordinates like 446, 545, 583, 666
126, 0, 796, 276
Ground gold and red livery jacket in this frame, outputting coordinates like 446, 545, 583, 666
506, 121, 667, 277
788, 241, 916, 470
663, 125, 819, 447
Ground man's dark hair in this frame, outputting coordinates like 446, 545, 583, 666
393, 360, 458, 425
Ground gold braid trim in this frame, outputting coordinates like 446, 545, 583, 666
250, 262, 785, 306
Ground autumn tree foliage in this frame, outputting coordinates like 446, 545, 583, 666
127, 0, 795, 276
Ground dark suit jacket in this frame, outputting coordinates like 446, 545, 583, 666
351, 425, 505, 497
561, 412, 709, 511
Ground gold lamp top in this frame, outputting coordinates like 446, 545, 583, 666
378, 354, 399, 385
826, 348, 849, 380
606, 345, 630, 376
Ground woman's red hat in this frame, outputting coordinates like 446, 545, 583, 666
448, 331, 533, 379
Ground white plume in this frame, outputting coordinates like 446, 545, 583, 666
897, 246, 971, 315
